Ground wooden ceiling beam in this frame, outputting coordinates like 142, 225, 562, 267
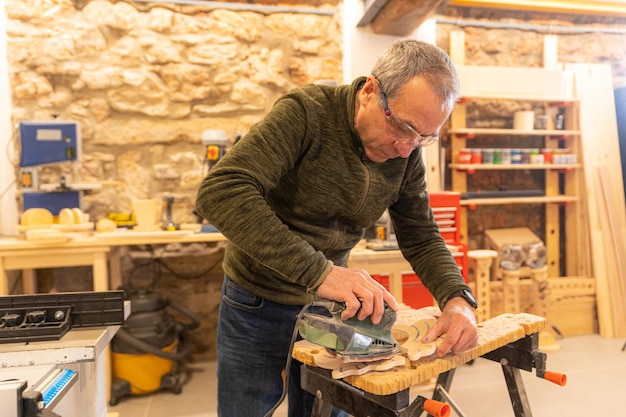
359, 0, 448, 36
357, 0, 390, 27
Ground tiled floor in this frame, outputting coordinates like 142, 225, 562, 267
108, 334, 626, 417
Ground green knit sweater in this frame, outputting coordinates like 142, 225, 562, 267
195, 77, 470, 306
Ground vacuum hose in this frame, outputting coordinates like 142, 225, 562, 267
113, 291, 201, 361
114, 326, 191, 361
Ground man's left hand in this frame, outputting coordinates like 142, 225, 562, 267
421, 298, 478, 357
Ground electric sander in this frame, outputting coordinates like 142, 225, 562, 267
298, 301, 400, 362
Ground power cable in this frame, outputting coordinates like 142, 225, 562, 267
263, 302, 316, 417
126, 244, 224, 290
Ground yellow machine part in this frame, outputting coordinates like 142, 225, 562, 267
112, 341, 177, 395
108, 212, 136, 227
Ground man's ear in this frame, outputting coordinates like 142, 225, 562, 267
363, 76, 376, 94
360, 76, 376, 105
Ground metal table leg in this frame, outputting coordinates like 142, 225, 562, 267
500, 363, 533, 417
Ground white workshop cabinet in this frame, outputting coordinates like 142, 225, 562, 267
0, 326, 120, 417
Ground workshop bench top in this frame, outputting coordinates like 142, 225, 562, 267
293, 306, 546, 396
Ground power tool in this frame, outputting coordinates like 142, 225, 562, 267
298, 300, 400, 362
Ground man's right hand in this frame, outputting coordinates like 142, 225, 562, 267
315, 265, 399, 324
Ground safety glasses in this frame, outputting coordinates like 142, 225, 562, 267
375, 77, 439, 148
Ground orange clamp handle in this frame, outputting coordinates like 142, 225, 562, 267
423, 399, 451, 417
544, 371, 567, 386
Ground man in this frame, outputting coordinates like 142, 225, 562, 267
196, 39, 478, 417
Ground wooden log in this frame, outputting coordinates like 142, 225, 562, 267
293, 308, 546, 396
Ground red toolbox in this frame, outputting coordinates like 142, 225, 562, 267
370, 243, 468, 309
370, 192, 469, 309
430, 191, 462, 244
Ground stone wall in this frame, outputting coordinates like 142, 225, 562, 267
437, 6, 626, 84
5, 0, 342, 361
6, 0, 342, 223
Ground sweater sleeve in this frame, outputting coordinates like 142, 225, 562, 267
195, 96, 331, 291
389, 152, 472, 308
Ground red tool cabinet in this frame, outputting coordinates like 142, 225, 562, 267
371, 191, 469, 309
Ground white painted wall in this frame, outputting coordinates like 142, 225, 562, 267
341, 0, 436, 80
341, 0, 441, 190
0, 0, 17, 236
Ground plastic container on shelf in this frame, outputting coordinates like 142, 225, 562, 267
514, 111, 535, 130
511, 149, 522, 164
493, 149, 502, 164
529, 148, 541, 164
471, 148, 483, 164
459, 148, 472, 164
541, 148, 553, 163
534, 114, 548, 130
552, 148, 571, 164
482, 148, 494, 164
501, 148, 512, 164
521, 148, 531, 164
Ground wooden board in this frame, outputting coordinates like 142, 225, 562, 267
293, 307, 546, 396
94, 230, 193, 239
484, 227, 541, 251
595, 165, 626, 336
573, 63, 626, 338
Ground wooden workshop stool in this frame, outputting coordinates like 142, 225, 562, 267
467, 250, 498, 322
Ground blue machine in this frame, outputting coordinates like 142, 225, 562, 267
19, 121, 79, 167
22, 191, 81, 215
19, 121, 82, 215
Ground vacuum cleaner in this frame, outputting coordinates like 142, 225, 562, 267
109, 288, 200, 405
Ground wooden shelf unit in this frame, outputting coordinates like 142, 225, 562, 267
459, 195, 579, 207
448, 128, 579, 136
448, 93, 584, 278
449, 163, 581, 171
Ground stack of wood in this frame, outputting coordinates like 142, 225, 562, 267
573, 63, 626, 338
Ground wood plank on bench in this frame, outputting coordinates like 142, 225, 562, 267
293, 307, 546, 396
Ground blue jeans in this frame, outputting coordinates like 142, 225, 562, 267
217, 276, 348, 417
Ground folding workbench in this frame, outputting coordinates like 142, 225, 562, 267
293, 309, 566, 417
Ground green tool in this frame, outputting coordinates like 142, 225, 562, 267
298, 300, 400, 362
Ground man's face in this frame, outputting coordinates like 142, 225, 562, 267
355, 76, 449, 163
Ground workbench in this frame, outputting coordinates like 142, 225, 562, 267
293, 307, 566, 417
0, 231, 226, 295
348, 248, 412, 304
348, 246, 468, 308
